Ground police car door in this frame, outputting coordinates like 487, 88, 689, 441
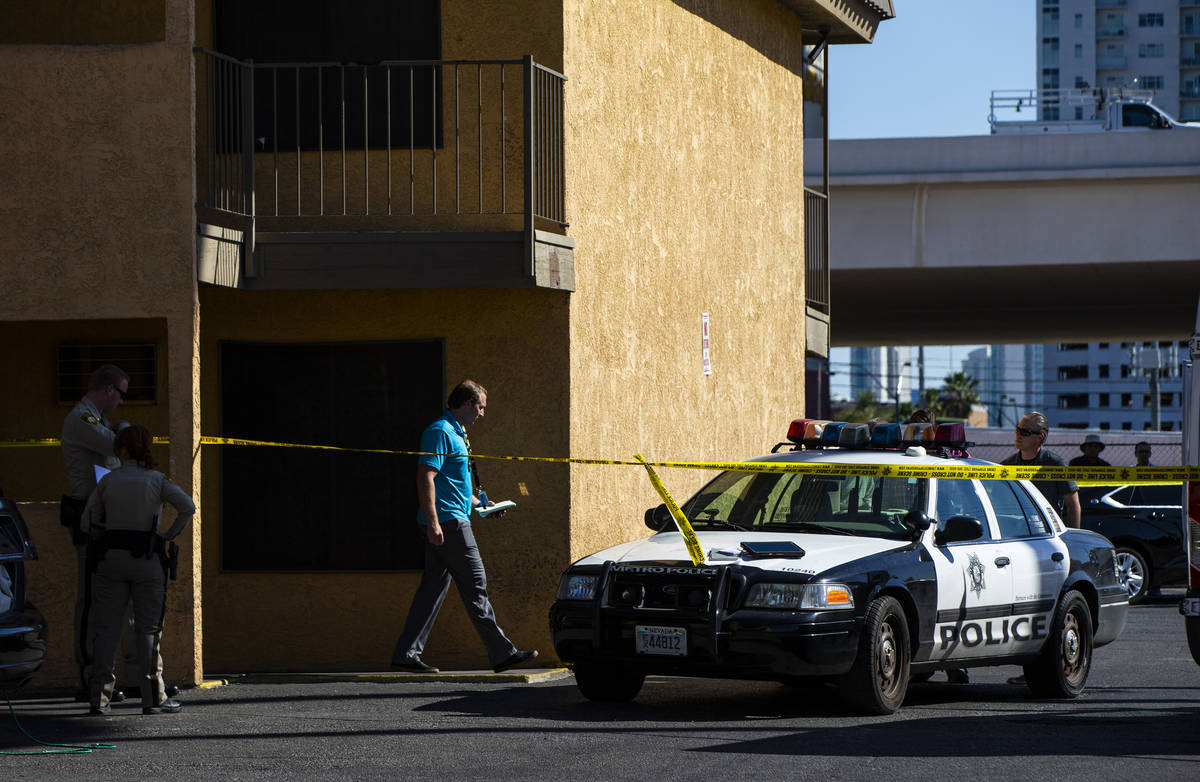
927, 478, 1017, 661
980, 480, 1070, 654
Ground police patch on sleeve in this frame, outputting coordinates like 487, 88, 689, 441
80, 413, 102, 426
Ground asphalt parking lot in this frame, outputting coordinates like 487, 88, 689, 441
2, 591, 1198, 780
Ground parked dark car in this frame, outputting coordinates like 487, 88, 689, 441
1079, 484, 1186, 604
0, 491, 47, 688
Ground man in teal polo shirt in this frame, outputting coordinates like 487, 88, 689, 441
391, 380, 537, 673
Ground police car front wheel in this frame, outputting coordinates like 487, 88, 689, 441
842, 595, 911, 715
1023, 591, 1093, 699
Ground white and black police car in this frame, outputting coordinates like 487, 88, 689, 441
549, 420, 1129, 714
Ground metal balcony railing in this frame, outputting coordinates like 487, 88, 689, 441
195, 49, 566, 235
804, 188, 829, 315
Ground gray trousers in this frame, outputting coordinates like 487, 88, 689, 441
87, 550, 167, 709
392, 519, 518, 667
75, 542, 158, 690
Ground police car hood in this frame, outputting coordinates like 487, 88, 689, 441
573, 530, 907, 574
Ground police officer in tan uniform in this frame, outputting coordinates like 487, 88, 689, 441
60, 364, 129, 699
81, 425, 194, 715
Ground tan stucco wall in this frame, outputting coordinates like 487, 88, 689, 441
562, 0, 809, 560
0, 0, 201, 686
197, 286, 569, 671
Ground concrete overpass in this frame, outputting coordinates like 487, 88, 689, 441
827, 130, 1200, 346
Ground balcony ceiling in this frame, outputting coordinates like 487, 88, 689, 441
778, 0, 896, 44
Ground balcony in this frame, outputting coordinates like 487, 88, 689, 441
194, 50, 572, 291
1096, 55, 1128, 69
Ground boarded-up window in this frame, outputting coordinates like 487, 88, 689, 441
219, 340, 443, 571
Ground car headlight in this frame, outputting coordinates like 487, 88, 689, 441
557, 573, 598, 601
744, 582, 854, 610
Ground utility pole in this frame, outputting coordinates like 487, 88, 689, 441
1131, 343, 1162, 431
918, 345, 926, 408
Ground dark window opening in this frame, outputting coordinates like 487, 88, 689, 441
219, 340, 444, 571
1058, 365, 1088, 381
1058, 394, 1088, 409
214, 0, 443, 151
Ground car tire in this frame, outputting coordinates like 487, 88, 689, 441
1186, 615, 1200, 667
573, 662, 645, 703
842, 595, 910, 715
1023, 590, 1093, 699
1114, 546, 1150, 605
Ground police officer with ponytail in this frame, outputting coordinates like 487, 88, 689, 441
80, 425, 195, 715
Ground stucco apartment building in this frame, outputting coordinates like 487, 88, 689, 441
0, 0, 892, 686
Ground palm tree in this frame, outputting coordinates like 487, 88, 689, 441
937, 371, 980, 420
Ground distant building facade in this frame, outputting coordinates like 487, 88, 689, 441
1043, 341, 1187, 431
1038, 0, 1200, 121
963, 344, 1045, 427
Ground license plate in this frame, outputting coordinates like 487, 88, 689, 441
635, 625, 686, 656
1182, 598, 1200, 617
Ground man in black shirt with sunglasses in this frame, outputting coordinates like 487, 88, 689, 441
1002, 411, 1080, 529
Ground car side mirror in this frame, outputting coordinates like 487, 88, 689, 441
903, 509, 932, 541
934, 515, 984, 545
644, 503, 673, 532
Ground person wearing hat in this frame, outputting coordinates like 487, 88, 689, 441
1069, 434, 1110, 467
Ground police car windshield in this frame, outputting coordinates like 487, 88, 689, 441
680, 470, 927, 540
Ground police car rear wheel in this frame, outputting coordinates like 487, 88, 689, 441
573, 662, 645, 703
843, 596, 910, 715
1024, 591, 1093, 698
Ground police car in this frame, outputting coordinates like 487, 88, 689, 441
549, 420, 1129, 714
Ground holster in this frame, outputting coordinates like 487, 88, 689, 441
59, 495, 87, 546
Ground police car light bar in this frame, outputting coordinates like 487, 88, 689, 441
781, 419, 971, 454
838, 423, 870, 448
787, 418, 815, 444
820, 422, 848, 447
870, 423, 902, 448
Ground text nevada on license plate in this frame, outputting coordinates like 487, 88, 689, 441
636, 625, 686, 656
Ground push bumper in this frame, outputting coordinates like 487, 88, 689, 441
550, 603, 861, 679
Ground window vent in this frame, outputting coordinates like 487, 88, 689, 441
57, 343, 158, 404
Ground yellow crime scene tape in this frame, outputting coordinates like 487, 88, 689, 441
4, 435, 1199, 484
6, 434, 1195, 567
634, 453, 705, 566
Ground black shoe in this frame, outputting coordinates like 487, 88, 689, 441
1006, 674, 1026, 686
88, 705, 111, 716
391, 657, 439, 673
165, 685, 179, 697
946, 669, 970, 684
110, 690, 126, 703
493, 649, 538, 673
143, 699, 183, 715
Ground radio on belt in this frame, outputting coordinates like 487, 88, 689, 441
550, 416, 1130, 715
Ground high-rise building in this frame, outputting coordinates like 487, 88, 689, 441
1043, 341, 1187, 430
849, 346, 912, 406
963, 345, 1044, 427
1038, 0, 1200, 121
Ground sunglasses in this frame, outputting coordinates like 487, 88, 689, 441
1015, 426, 1043, 437
112, 385, 127, 400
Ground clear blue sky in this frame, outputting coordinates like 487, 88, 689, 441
826, 2, 1036, 399
830, 1, 1035, 140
